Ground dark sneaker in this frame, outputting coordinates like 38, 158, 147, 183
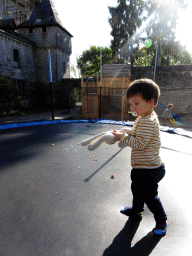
120, 206, 143, 221
153, 221, 167, 236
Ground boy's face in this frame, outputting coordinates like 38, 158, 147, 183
129, 94, 155, 117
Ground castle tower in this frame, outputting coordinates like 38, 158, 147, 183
0, 0, 34, 25
17, 0, 73, 83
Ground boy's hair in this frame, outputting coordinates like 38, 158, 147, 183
126, 79, 160, 106
167, 103, 173, 108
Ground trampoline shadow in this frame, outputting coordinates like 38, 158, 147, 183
84, 148, 124, 182
103, 218, 162, 256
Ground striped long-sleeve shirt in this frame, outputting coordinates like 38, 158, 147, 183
120, 111, 163, 169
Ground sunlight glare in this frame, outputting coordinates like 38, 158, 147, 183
176, 1, 192, 54
120, 11, 156, 60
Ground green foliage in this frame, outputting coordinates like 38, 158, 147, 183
132, 47, 154, 66
77, 46, 112, 76
143, 0, 190, 66
108, 0, 145, 63
108, 0, 192, 66
0, 76, 17, 114
71, 87, 81, 107
174, 48, 192, 65
133, 43, 192, 66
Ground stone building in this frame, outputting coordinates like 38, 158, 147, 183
0, 0, 72, 101
0, 17, 36, 100
17, 0, 72, 83
0, 0, 35, 25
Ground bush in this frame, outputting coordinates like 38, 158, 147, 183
0, 76, 17, 114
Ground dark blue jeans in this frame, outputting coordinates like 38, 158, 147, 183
131, 164, 167, 222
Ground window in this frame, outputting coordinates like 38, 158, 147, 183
13, 49, 19, 62
29, 27, 33, 33
42, 26, 46, 33
63, 62, 66, 73
13, 49, 21, 68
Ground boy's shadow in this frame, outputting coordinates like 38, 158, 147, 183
103, 218, 162, 256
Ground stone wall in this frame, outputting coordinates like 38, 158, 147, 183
18, 26, 71, 83
18, 26, 71, 53
158, 87, 192, 115
0, 29, 36, 82
132, 65, 192, 114
1, 1, 71, 84
0, 0, 33, 24
131, 65, 192, 87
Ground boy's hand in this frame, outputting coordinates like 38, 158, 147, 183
112, 129, 123, 141
120, 128, 132, 136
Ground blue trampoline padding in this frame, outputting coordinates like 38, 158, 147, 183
161, 127, 192, 139
0, 119, 192, 139
0, 119, 134, 131
0, 119, 89, 130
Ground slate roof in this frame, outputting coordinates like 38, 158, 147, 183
0, 18, 35, 45
0, 18, 16, 30
0, 28, 36, 46
17, 0, 73, 37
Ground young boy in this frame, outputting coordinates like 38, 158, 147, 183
162, 104, 173, 126
113, 78, 167, 236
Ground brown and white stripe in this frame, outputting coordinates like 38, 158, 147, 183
120, 111, 163, 169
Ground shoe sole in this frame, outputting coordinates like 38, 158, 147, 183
153, 229, 167, 236
120, 210, 143, 221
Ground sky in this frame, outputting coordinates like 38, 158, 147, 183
54, 0, 192, 77
175, 0, 192, 51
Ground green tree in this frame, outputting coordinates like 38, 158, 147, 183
145, 0, 189, 66
132, 47, 153, 66
132, 44, 192, 66
170, 42, 192, 65
108, 0, 191, 66
77, 46, 112, 76
108, 0, 145, 63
